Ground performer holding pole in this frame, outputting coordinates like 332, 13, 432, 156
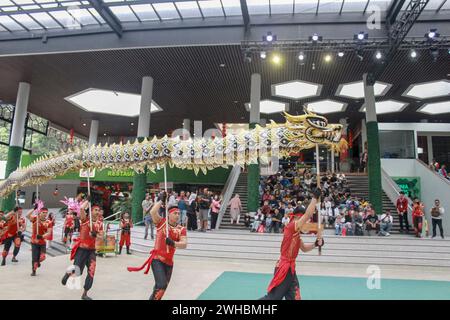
1, 206, 26, 265
118, 212, 133, 255
315, 144, 323, 255
127, 187, 188, 300
26, 203, 52, 276
259, 189, 324, 300
61, 196, 102, 300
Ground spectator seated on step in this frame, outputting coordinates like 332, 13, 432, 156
379, 209, 394, 236
250, 210, 264, 232
265, 213, 273, 233
335, 211, 345, 235
281, 213, 290, 231
364, 208, 380, 236
353, 209, 364, 236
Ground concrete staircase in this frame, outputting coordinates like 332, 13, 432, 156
219, 172, 248, 230
346, 175, 411, 234
130, 227, 450, 268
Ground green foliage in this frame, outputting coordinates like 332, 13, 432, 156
110, 193, 133, 219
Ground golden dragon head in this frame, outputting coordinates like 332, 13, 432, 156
272, 106, 348, 152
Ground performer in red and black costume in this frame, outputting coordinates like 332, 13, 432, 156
63, 210, 75, 246
128, 192, 187, 300
119, 212, 133, 255
260, 189, 324, 300
26, 206, 52, 276
0, 211, 6, 246
61, 201, 102, 300
1, 207, 26, 266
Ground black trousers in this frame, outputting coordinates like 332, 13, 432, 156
259, 268, 300, 300
150, 259, 173, 300
187, 212, 198, 231
2, 235, 22, 259
31, 243, 46, 271
73, 248, 96, 291
398, 212, 409, 231
432, 218, 444, 237
210, 212, 219, 230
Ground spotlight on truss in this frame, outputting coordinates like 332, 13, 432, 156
263, 32, 277, 42
309, 33, 322, 42
354, 31, 368, 42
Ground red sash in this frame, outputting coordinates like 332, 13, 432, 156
267, 257, 296, 293
70, 239, 81, 261
127, 250, 157, 274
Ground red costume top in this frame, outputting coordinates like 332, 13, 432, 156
120, 219, 133, 234
30, 216, 50, 245
64, 214, 74, 229
0, 220, 6, 243
127, 217, 187, 274
47, 217, 54, 241
5, 215, 26, 238
79, 217, 100, 250
396, 198, 408, 212
412, 204, 424, 218
154, 218, 186, 266
267, 219, 302, 293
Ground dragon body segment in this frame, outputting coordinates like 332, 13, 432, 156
0, 109, 347, 197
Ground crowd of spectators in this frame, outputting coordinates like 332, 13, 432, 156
252, 163, 397, 237
429, 158, 450, 181
142, 188, 224, 238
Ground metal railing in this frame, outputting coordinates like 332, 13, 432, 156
381, 167, 413, 220
215, 165, 242, 230
416, 159, 450, 187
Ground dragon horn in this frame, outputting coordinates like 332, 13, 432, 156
283, 111, 306, 123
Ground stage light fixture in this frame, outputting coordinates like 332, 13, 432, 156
354, 32, 368, 41
244, 50, 252, 63
260, 51, 267, 59
309, 33, 322, 42
324, 54, 332, 63
356, 48, 364, 61
410, 50, 417, 58
430, 46, 439, 62
263, 32, 277, 42
425, 28, 439, 40
375, 51, 382, 60
298, 52, 305, 61
272, 53, 281, 65
337, 51, 344, 57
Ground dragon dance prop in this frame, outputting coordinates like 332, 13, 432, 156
0, 108, 347, 197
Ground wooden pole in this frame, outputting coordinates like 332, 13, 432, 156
315, 144, 322, 256
86, 169, 93, 230
164, 164, 169, 253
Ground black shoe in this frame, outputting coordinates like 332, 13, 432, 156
1, 259, 5, 266
81, 295, 92, 300
118, 247, 122, 255
12, 257, 18, 263
151, 236, 154, 240
61, 273, 70, 286
31, 271, 36, 276
126, 247, 131, 255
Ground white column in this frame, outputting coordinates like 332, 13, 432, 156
137, 76, 153, 138
361, 119, 367, 152
249, 73, 261, 125
363, 75, 377, 123
10, 82, 30, 147
183, 118, 190, 140
427, 135, 433, 164
331, 148, 335, 173
88, 119, 99, 146
194, 120, 202, 139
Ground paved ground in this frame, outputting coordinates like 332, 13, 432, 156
1, 243, 450, 300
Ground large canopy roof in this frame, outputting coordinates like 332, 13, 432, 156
0, 0, 449, 138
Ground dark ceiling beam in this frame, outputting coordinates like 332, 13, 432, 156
369, 0, 431, 83
87, 0, 123, 38
385, 0, 406, 27
240, 0, 250, 29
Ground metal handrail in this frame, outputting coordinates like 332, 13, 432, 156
381, 167, 414, 214
216, 165, 241, 230
416, 158, 450, 187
